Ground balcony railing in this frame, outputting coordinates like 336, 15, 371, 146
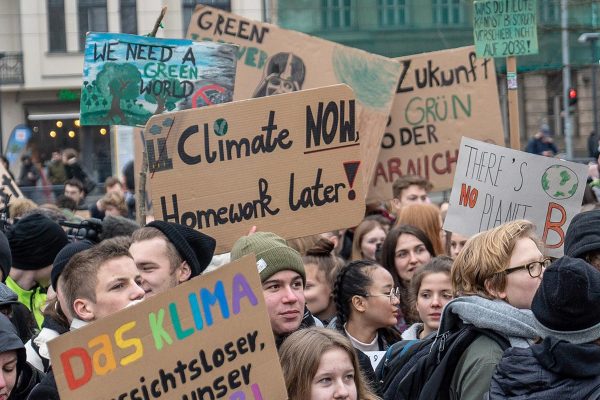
0, 52, 24, 85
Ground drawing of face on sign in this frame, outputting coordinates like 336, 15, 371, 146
253, 52, 306, 98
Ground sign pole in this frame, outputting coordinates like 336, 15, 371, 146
506, 56, 521, 150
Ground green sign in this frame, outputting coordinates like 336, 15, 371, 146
473, 0, 538, 58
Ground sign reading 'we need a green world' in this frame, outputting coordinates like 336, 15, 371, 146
473, 0, 538, 58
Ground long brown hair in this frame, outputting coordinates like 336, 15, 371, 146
279, 328, 380, 400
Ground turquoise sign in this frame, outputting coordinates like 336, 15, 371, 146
473, 0, 538, 58
80, 32, 238, 126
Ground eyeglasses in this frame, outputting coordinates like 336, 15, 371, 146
363, 287, 400, 304
505, 257, 552, 278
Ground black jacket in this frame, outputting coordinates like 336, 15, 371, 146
26, 368, 59, 400
489, 337, 600, 399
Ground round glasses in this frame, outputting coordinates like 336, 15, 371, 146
505, 257, 552, 278
363, 287, 401, 304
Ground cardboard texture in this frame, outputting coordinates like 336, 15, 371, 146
474, 0, 538, 58
80, 32, 237, 126
368, 46, 504, 202
186, 5, 401, 191
0, 162, 23, 205
443, 137, 588, 257
146, 84, 364, 254
48, 255, 287, 400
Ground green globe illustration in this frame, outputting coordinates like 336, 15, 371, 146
541, 165, 579, 200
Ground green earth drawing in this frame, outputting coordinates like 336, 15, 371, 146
541, 165, 579, 200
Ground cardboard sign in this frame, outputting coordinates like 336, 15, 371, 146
187, 6, 401, 191
368, 47, 504, 201
443, 137, 588, 257
80, 32, 237, 126
473, 0, 538, 58
146, 85, 364, 254
48, 255, 287, 400
0, 162, 23, 205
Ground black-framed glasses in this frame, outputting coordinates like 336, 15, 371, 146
363, 287, 400, 304
505, 257, 552, 278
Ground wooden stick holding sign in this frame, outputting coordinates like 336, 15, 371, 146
473, 0, 539, 150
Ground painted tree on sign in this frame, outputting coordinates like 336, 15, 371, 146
144, 78, 181, 115
96, 63, 141, 124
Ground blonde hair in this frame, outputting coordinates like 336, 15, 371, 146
279, 328, 380, 400
8, 198, 37, 219
451, 220, 538, 298
396, 204, 444, 256
100, 192, 127, 216
351, 219, 384, 261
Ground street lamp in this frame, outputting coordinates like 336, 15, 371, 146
579, 33, 600, 139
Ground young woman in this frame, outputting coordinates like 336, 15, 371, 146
334, 260, 402, 352
380, 225, 434, 331
401, 256, 453, 340
279, 328, 380, 400
351, 220, 386, 262
303, 239, 344, 326
448, 231, 469, 259
396, 204, 445, 256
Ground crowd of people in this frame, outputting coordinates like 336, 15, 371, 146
0, 165, 597, 399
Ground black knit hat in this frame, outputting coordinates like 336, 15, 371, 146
0, 231, 11, 282
564, 209, 600, 259
51, 240, 94, 290
7, 213, 69, 270
146, 221, 216, 277
532, 256, 600, 344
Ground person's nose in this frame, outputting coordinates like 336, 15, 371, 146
333, 379, 350, 399
131, 282, 145, 300
431, 294, 442, 308
409, 251, 419, 265
281, 285, 299, 304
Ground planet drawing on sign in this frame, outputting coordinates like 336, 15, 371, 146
541, 165, 579, 200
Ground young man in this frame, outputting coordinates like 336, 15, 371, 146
564, 209, 600, 271
391, 175, 432, 215
63, 178, 87, 210
6, 213, 68, 328
62, 238, 144, 324
129, 221, 216, 296
230, 232, 317, 347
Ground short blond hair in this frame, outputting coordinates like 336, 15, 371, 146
451, 220, 539, 298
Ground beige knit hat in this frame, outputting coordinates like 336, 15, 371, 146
231, 232, 305, 284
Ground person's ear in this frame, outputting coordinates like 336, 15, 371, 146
484, 279, 507, 301
351, 295, 367, 313
177, 261, 192, 283
73, 298, 95, 322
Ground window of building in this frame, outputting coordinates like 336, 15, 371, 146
377, 0, 407, 27
538, 1, 559, 24
47, 0, 67, 52
322, 0, 354, 30
182, 0, 232, 36
78, 0, 108, 51
120, 0, 137, 34
432, 0, 463, 26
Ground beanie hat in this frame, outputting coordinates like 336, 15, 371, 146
7, 213, 69, 270
564, 210, 600, 259
532, 256, 600, 344
230, 232, 305, 284
0, 231, 11, 282
51, 240, 94, 290
147, 221, 216, 277
0, 283, 18, 307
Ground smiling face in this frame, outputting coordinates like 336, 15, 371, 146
310, 348, 357, 400
262, 270, 305, 336
394, 234, 432, 283
360, 227, 386, 261
415, 272, 453, 337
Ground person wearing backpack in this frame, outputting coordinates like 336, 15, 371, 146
488, 256, 600, 399
442, 220, 545, 400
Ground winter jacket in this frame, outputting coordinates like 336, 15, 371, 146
439, 297, 540, 400
26, 368, 59, 400
5, 278, 47, 329
488, 337, 600, 399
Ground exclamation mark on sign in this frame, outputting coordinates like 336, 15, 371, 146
527, 40, 531, 52
343, 161, 360, 200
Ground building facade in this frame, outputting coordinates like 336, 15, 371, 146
0, 0, 263, 185
273, 0, 600, 157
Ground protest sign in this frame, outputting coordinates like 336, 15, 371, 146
48, 255, 287, 400
146, 84, 364, 254
186, 6, 401, 191
368, 46, 504, 201
443, 137, 588, 257
80, 32, 237, 126
473, 0, 538, 58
